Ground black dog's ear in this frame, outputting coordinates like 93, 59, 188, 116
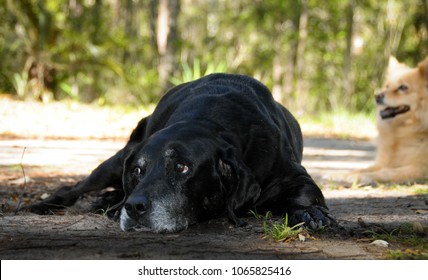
218, 147, 261, 227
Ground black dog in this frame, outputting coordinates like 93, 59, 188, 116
27, 74, 334, 232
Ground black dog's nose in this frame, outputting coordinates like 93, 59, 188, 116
124, 195, 150, 217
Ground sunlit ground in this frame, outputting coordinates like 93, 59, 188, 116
1, 97, 377, 140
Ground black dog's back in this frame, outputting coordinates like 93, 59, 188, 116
137, 74, 304, 163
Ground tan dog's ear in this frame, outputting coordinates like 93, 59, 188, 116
388, 56, 408, 70
387, 56, 411, 78
418, 56, 428, 80
388, 56, 400, 69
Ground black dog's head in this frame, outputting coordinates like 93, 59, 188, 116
119, 122, 261, 232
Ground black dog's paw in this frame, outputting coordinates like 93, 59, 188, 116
17, 198, 66, 215
19, 202, 57, 215
289, 206, 337, 230
19, 185, 78, 215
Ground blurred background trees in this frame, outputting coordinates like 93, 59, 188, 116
1, 0, 427, 114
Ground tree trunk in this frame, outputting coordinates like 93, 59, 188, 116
152, 0, 180, 93
295, 0, 308, 113
342, 0, 355, 108
122, 0, 136, 63
284, 7, 299, 109
85, 0, 103, 103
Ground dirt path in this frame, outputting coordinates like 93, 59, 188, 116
0, 137, 427, 259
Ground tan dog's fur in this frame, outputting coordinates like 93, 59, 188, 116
350, 56, 428, 183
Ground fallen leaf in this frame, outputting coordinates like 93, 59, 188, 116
371, 240, 389, 247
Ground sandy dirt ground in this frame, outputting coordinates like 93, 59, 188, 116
0, 99, 427, 259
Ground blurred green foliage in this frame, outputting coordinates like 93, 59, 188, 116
0, 0, 427, 114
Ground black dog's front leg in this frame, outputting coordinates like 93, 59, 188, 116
24, 148, 126, 215
285, 175, 337, 229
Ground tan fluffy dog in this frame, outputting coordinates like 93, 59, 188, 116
350, 56, 428, 183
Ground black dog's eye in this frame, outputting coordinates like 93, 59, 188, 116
133, 167, 142, 176
397, 84, 408, 91
175, 163, 189, 174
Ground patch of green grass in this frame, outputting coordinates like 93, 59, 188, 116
94, 208, 110, 217
250, 210, 306, 242
299, 109, 376, 140
318, 179, 341, 190
411, 185, 428, 196
170, 58, 228, 86
366, 224, 428, 259
388, 249, 428, 260
371, 183, 428, 196
7, 164, 23, 172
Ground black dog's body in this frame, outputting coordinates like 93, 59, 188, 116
28, 74, 332, 232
